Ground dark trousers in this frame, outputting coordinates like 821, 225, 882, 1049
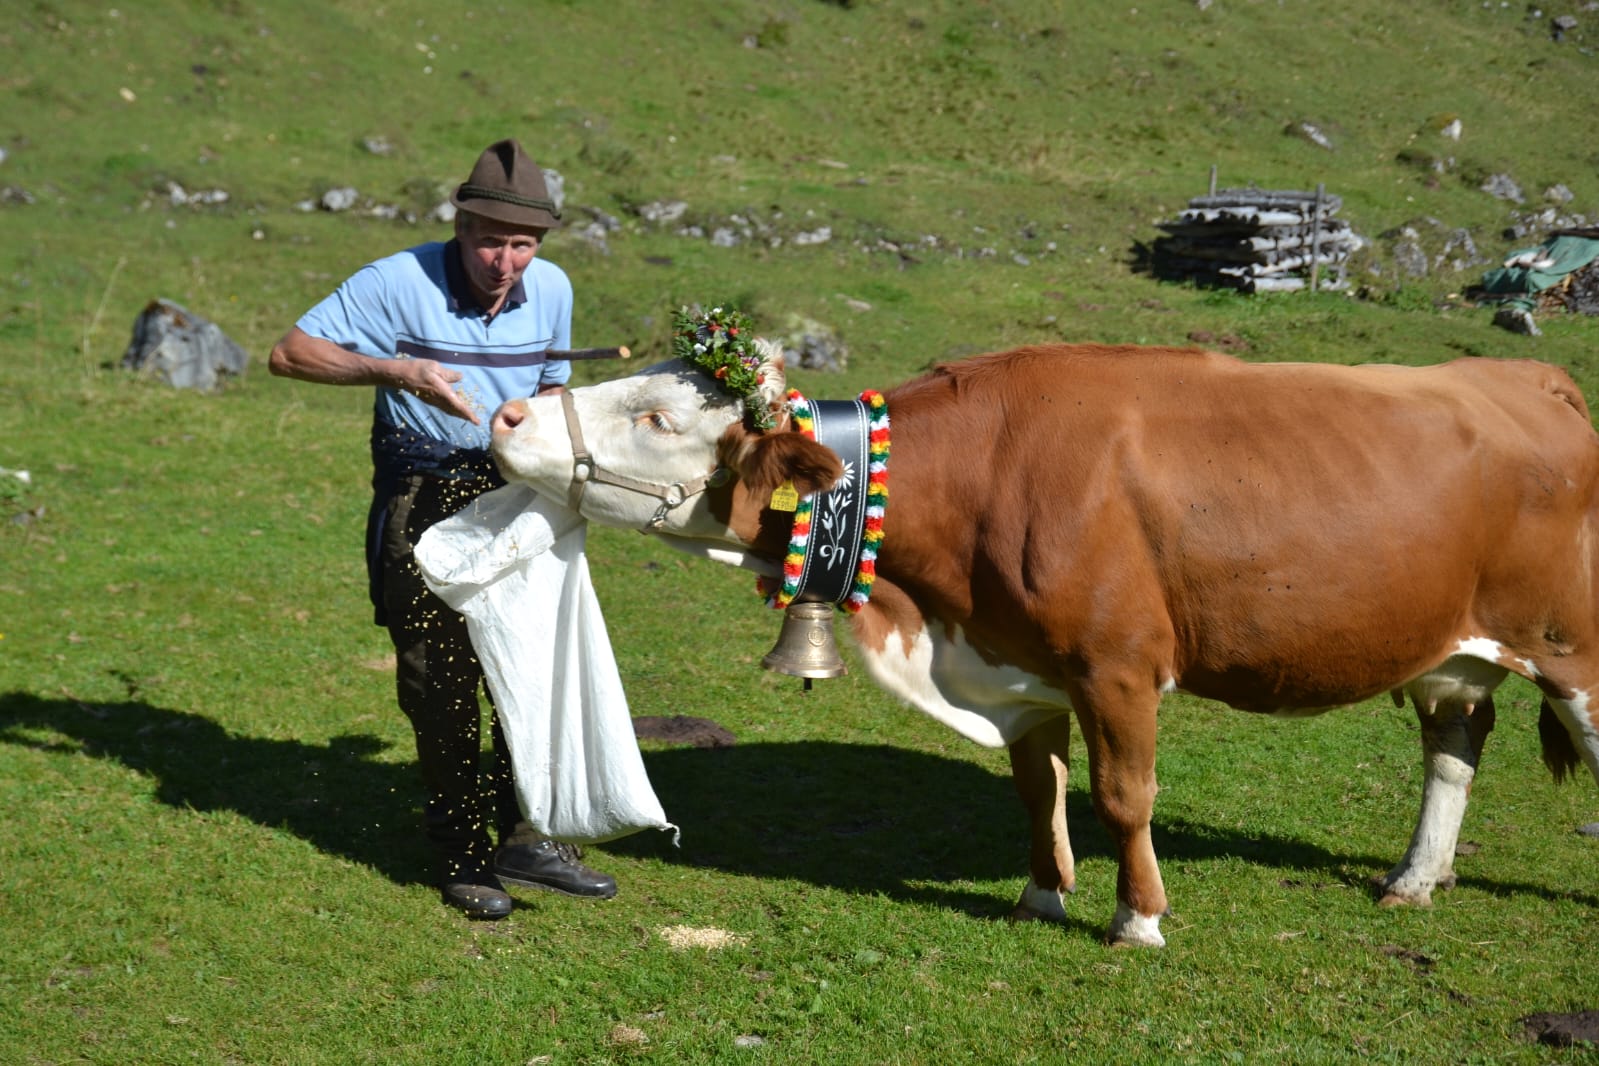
379, 474, 526, 881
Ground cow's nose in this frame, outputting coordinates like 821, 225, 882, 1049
491, 399, 528, 436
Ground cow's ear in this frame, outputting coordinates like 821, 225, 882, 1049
720, 425, 843, 502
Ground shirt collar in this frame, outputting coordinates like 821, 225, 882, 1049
443, 238, 527, 317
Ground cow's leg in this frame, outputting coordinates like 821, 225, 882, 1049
1543, 688, 1599, 784
1380, 696, 1496, 907
1007, 713, 1075, 923
1074, 675, 1167, 947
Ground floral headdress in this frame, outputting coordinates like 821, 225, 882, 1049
671, 304, 776, 431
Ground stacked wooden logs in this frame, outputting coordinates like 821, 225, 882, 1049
1151, 187, 1363, 293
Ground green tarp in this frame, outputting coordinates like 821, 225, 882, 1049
1478, 232, 1599, 311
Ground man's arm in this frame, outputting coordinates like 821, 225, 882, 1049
268, 326, 482, 425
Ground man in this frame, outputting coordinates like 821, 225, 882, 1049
269, 139, 616, 919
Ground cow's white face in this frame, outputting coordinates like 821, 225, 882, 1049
489, 344, 789, 542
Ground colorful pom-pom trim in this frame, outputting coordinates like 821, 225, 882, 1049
758, 389, 890, 613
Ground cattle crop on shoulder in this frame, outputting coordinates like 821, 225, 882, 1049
488, 337, 1599, 947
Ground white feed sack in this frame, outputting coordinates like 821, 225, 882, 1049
415, 484, 676, 844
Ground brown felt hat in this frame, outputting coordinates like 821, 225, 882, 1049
450, 138, 562, 229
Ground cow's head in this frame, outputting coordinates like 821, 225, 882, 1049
489, 339, 843, 567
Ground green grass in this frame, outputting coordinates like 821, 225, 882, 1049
5, 0, 1599, 1062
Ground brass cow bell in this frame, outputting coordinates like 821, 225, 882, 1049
762, 599, 846, 686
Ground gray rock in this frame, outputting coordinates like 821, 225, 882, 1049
320, 186, 359, 212
165, 184, 228, 207
566, 220, 611, 253
121, 299, 249, 391
1286, 120, 1335, 150
1435, 228, 1485, 272
1391, 232, 1429, 278
361, 136, 395, 156
1578, 822, 1599, 838
777, 313, 848, 373
1493, 306, 1541, 336
543, 168, 565, 214
639, 200, 688, 225
1480, 173, 1524, 203
793, 226, 832, 246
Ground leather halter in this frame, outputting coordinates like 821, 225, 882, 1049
559, 389, 726, 531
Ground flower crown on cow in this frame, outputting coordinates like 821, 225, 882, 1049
671, 304, 776, 431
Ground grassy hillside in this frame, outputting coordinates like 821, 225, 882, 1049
4, 1, 1599, 1062
6, 0, 1598, 388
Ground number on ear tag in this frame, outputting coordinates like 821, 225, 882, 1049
769, 480, 799, 512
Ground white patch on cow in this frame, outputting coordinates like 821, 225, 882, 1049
1015, 879, 1068, 923
1405, 645, 1510, 714
1546, 688, 1599, 783
1108, 903, 1165, 948
1445, 635, 1536, 684
1370, 639, 1529, 904
1382, 745, 1473, 905
1159, 676, 1178, 695
858, 623, 1071, 748
1453, 636, 1507, 662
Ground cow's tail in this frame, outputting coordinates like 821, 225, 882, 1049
1538, 697, 1582, 782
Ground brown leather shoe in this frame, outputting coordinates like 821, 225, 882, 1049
494, 839, 617, 899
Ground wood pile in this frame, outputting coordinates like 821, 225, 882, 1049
1150, 187, 1363, 293
1537, 259, 1599, 316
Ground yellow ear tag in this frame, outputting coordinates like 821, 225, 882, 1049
769, 480, 800, 512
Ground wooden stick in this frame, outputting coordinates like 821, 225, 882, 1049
545, 346, 631, 360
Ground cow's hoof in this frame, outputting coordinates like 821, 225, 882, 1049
1107, 903, 1166, 948
1009, 879, 1068, 924
1373, 875, 1434, 908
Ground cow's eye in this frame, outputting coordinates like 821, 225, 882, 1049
636, 410, 678, 435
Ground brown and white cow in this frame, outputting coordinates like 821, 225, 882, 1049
488, 341, 1599, 946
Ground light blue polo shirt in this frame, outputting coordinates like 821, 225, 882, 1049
296, 239, 572, 452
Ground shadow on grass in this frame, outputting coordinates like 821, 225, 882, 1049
615, 741, 1599, 919
0, 689, 433, 886
3, 691, 1591, 927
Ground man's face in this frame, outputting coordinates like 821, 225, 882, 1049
457, 214, 544, 309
